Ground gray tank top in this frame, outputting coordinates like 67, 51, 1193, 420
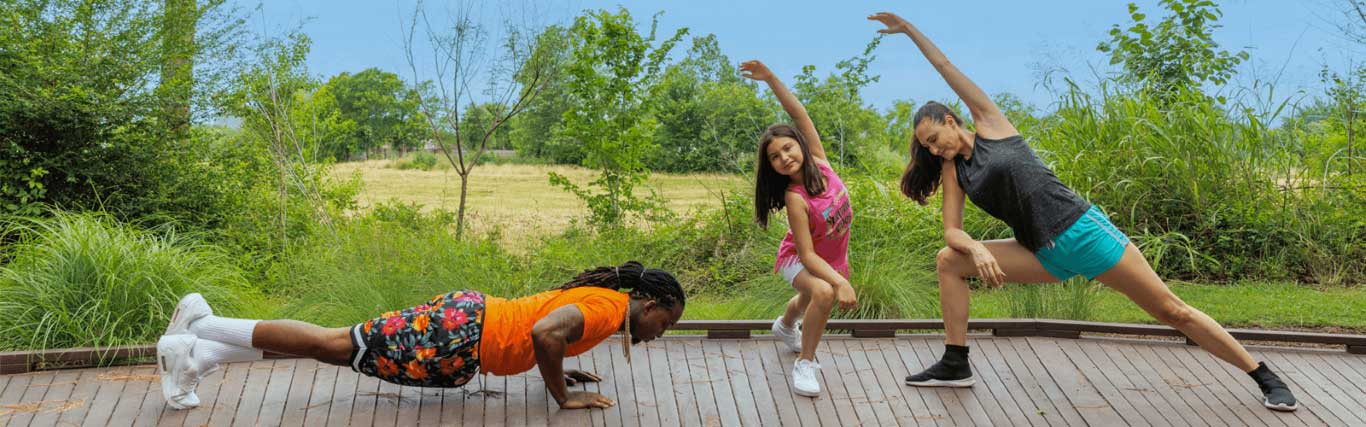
954, 134, 1091, 252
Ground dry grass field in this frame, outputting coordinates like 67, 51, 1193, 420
332, 159, 747, 238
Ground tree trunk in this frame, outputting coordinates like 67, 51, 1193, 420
160, 0, 195, 143
457, 172, 469, 240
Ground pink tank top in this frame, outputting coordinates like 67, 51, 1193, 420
775, 160, 853, 278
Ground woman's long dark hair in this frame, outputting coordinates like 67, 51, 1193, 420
558, 261, 685, 309
754, 124, 825, 229
900, 101, 965, 204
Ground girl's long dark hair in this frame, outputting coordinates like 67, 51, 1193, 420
558, 261, 686, 309
900, 101, 964, 204
754, 124, 825, 229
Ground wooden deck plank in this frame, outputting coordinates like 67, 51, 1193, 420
577, 346, 607, 427
325, 365, 359, 426
205, 362, 247, 427
1161, 345, 1273, 427
1098, 340, 1212, 427
301, 364, 337, 426
1298, 352, 1366, 416
682, 339, 722, 427
25, 369, 80, 427
825, 336, 879, 422
871, 338, 935, 427
108, 367, 156, 427
856, 339, 920, 426
643, 341, 677, 426
231, 360, 275, 427
1172, 344, 1287, 427
1210, 349, 1324, 427
820, 339, 871, 426
1025, 337, 1129, 426
56, 369, 103, 426
1051, 338, 1150, 426
1070, 339, 1169, 425
762, 339, 819, 427
7, 366, 54, 427
721, 340, 768, 427
14, 334, 1366, 427
1308, 352, 1366, 410
525, 371, 550, 426
991, 338, 1088, 427
609, 338, 641, 427
942, 339, 1012, 427
628, 340, 661, 427
546, 353, 591, 427
256, 358, 297, 426
1260, 350, 1364, 426
348, 363, 381, 427
277, 358, 318, 427
78, 367, 126, 427
480, 376, 506, 427
1132, 343, 1233, 427
131, 366, 169, 427
711, 340, 759, 427
505, 367, 529, 427
458, 375, 486, 427
180, 364, 228, 427
754, 339, 803, 425
893, 338, 954, 426
700, 340, 742, 427
963, 337, 1035, 427
908, 338, 989, 427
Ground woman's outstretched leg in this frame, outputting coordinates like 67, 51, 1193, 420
1095, 244, 1297, 411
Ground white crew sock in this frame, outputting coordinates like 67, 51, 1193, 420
192, 339, 264, 372
189, 316, 259, 348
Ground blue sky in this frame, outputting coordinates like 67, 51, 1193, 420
236, 0, 1365, 111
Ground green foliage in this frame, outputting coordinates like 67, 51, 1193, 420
1097, 0, 1249, 97
646, 35, 772, 173
1004, 278, 1100, 321
550, 8, 688, 227
397, 151, 439, 171
510, 25, 581, 163
318, 68, 426, 159
792, 36, 889, 170
0, 212, 264, 351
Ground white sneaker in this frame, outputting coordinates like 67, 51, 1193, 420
792, 359, 822, 397
771, 317, 802, 353
158, 334, 202, 409
165, 293, 213, 336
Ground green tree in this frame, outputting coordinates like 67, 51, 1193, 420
320, 68, 423, 159
792, 36, 886, 169
1096, 0, 1248, 98
509, 25, 579, 163
550, 8, 688, 226
647, 34, 771, 173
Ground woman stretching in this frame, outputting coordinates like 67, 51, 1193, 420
157, 261, 684, 411
742, 59, 858, 398
867, 11, 1297, 411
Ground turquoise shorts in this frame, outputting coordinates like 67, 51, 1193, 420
1034, 206, 1131, 281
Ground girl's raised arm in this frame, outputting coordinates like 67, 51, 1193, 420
741, 60, 828, 161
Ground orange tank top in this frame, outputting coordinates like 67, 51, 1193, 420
478, 287, 629, 376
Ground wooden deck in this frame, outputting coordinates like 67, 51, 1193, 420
1, 335, 1363, 426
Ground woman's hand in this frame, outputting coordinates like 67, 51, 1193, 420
835, 283, 858, 310
564, 369, 602, 386
867, 12, 911, 35
969, 244, 1007, 287
560, 391, 615, 409
740, 60, 774, 82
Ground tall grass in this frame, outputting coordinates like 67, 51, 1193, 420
0, 213, 263, 351
1033, 84, 1364, 284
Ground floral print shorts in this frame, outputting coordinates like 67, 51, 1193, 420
349, 290, 485, 387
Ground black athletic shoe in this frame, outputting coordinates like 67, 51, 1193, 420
1249, 362, 1298, 412
905, 344, 975, 387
